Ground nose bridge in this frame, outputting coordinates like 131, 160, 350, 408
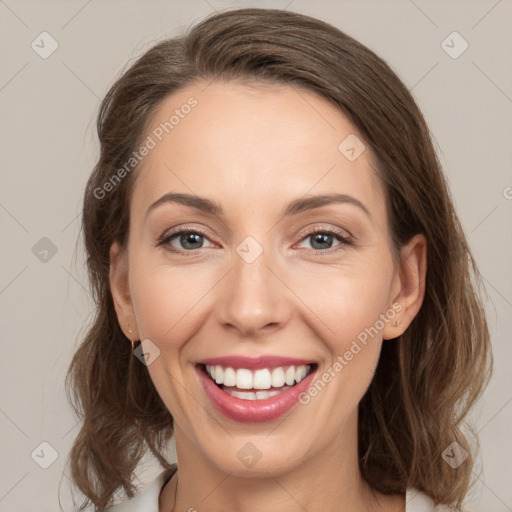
216, 236, 290, 336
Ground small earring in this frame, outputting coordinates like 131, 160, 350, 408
127, 327, 134, 351
392, 320, 401, 327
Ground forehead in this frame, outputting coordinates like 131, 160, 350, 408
131, 80, 386, 228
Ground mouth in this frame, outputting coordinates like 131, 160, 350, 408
199, 363, 318, 400
196, 362, 318, 423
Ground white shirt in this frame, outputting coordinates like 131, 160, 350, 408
107, 465, 450, 511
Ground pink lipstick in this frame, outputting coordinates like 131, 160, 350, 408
196, 355, 318, 423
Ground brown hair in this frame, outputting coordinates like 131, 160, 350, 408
66, 7, 492, 510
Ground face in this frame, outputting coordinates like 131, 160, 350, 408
110, 80, 425, 478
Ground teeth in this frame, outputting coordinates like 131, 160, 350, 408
205, 364, 312, 389
271, 367, 285, 387
285, 366, 295, 386
236, 369, 253, 389
253, 369, 271, 389
225, 387, 292, 400
214, 365, 223, 384
295, 365, 307, 382
223, 367, 236, 387
230, 389, 256, 400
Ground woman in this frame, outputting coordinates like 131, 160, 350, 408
66, 8, 492, 512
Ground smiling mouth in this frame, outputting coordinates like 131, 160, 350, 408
198, 363, 318, 401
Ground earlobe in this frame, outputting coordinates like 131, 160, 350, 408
109, 242, 139, 341
382, 234, 427, 340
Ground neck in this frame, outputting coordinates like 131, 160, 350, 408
159, 415, 403, 512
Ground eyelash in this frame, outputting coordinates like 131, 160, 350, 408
157, 225, 353, 256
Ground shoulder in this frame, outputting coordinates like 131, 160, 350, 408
106, 464, 177, 512
405, 488, 456, 511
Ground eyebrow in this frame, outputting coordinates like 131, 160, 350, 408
145, 192, 371, 221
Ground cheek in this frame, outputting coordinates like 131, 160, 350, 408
129, 260, 218, 344
287, 259, 394, 350
128, 260, 217, 423
286, 259, 394, 406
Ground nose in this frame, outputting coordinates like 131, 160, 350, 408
215, 244, 292, 338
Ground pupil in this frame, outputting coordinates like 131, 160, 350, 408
311, 233, 332, 250
181, 232, 203, 249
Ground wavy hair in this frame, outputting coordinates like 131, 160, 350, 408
65, 7, 493, 510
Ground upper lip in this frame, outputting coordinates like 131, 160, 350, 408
197, 355, 316, 370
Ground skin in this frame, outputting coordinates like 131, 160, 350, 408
110, 81, 427, 512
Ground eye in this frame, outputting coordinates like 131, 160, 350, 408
296, 227, 352, 252
158, 228, 216, 254
157, 225, 352, 256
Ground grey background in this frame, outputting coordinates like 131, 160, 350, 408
0, 0, 511, 510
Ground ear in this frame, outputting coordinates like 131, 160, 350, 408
382, 233, 427, 340
109, 241, 139, 341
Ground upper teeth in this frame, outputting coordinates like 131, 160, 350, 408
205, 364, 310, 389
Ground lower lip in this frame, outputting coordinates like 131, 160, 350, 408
196, 365, 317, 423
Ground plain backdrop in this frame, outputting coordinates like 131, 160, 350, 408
0, 0, 511, 510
